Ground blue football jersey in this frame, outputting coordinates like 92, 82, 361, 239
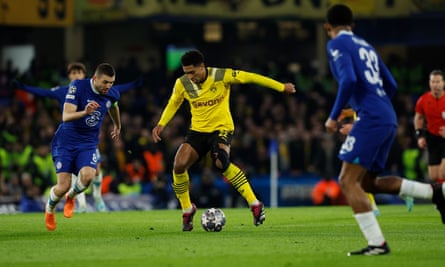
327, 31, 397, 126
53, 78, 120, 148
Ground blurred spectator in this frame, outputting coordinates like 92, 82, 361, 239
125, 158, 147, 184
191, 167, 224, 208
143, 147, 165, 182
149, 174, 172, 209
0, 59, 18, 106
311, 177, 345, 206
29, 144, 56, 194
20, 172, 42, 212
117, 175, 142, 196
0, 172, 22, 205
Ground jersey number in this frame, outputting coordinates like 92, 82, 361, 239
359, 48, 383, 87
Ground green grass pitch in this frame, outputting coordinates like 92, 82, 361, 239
1, 204, 444, 267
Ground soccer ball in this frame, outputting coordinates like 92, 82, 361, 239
201, 208, 226, 232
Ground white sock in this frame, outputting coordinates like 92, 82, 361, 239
354, 211, 385, 246
68, 174, 88, 198
399, 180, 433, 199
76, 192, 87, 209
92, 171, 103, 201
249, 200, 260, 206
71, 173, 77, 188
46, 186, 61, 213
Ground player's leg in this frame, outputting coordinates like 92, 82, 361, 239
92, 149, 107, 211
426, 135, 442, 182
92, 169, 107, 211
64, 149, 98, 218
428, 165, 440, 182
404, 195, 414, 212
92, 160, 107, 212
363, 127, 445, 222
211, 131, 265, 226
64, 166, 95, 218
372, 175, 445, 223
341, 125, 394, 255
222, 162, 265, 226
45, 172, 71, 231
438, 157, 445, 184
339, 163, 389, 256
366, 193, 380, 216
72, 172, 87, 213
63, 148, 97, 218
172, 143, 199, 231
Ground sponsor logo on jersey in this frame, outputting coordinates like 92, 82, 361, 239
191, 95, 224, 108
86, 111, 101, 127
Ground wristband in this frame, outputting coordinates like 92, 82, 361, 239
415, 129, 426, 138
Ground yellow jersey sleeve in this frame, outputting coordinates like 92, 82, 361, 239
225, 69, 285, 92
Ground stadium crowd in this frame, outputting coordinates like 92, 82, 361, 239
0, 53, 429, 211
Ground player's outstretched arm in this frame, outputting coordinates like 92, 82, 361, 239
12, 79, 58, 98
114, 77, 144, 94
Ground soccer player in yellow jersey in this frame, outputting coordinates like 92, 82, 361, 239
152, 49, 295, 231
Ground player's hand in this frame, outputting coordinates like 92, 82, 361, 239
417, 137, 426, 149
152, 125, 164, 143
111, 126, 121, 141
325, 118, 338, 134
283, 83, 296, 94
337, 108, 355, 122
85, 101, 100, 114
339, 123, 353, 135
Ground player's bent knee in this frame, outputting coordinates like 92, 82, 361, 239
212, 148, 230, 172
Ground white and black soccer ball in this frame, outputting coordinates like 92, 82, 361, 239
201, 208, 226, 232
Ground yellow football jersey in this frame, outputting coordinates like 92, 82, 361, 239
158, 67, 285, 132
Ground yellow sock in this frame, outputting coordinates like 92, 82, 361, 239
223, 163, 257, 205
367, 193, 378, 211
172, 172, 192, 211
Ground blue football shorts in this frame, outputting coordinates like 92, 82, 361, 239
338, 121, 397, 173
52, 145, 98, 174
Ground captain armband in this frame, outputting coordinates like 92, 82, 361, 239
113, 101, 119, 107
415, 129, 426, 139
